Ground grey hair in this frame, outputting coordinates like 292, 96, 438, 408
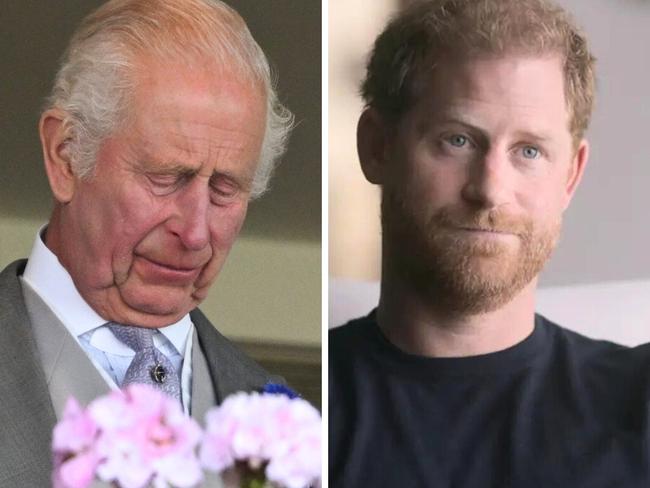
45, 0, 293, 198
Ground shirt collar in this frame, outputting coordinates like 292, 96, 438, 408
22, 225, 191, 355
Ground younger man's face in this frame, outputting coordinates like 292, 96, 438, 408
380, 55, 587, 313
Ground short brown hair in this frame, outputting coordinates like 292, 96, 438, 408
361, 0, 596, 143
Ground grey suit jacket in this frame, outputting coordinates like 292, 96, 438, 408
0, 259, 277, 487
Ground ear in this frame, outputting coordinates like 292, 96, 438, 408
39, 109, 77, 203
561, 139, 589, 210
357, 107, 392, 185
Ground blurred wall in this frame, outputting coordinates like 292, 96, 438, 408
0, 1, 321, 347
329, 0, 650, 288
328, 0, 393, 281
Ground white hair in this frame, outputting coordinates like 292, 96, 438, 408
45, 0, 293, 198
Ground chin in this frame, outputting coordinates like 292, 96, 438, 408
119, 287, 195, 323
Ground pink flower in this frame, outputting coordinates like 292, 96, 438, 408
266, 422, 321, 488
200, 392, 321, 488
52, 387, 321, 488
91, 385, 203, 488
52, 385, 203, 488
264, 398, 321, 488
52, 398, 100, 488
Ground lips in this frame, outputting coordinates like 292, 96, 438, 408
457, 226, 516, 235
137, 253, 206, 270
148, 260, 197, 272
434, 207, 527, 238
135, 255, 204, 284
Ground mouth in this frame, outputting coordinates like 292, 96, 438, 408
456, 227, 517, 237
135, 255, 203, 283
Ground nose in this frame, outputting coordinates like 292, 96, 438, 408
169, 183, 211, 251
461, 147, 512, 209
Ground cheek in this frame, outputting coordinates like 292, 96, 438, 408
406, 141, 467, 195
209, 203, 248, 252
408, 165, 465, 214
518, 183, 566, 229
111, 193, 170, 272
193, 205, 246, 292
75, 187, 132, 254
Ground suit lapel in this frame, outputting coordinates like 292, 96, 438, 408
189, 331, 225, 488
190, 308, 277, 403
0, 260, 56, 487
22, 281, 111, 418
190, 327, 217, 422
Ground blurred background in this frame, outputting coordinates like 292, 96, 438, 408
329, 0, 650, 328
0, 1, 321, 406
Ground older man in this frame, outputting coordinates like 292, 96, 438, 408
0, 0, 292, 485
330, 0, 650, 486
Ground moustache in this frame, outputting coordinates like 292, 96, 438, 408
432, 207, 531, 237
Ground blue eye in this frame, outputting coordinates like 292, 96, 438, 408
448, 134, 468, 147
522, 146, 540, 159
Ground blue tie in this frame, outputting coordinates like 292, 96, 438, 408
106, 323, 181, 402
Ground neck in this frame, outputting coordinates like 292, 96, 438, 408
377, 267, 537, 358
44, 207, 64, 258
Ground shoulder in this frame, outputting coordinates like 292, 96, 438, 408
0, 259, 27, 291
538, 313, 650, 371
330, 311, 377, 354
0, 259, 28, 315
540, 313, 630, 352
329, 311, 381, 384
538, 314, 650, 430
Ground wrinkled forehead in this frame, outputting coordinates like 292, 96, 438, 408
135, 58, 265, 127
119, 53, 267, 127
129, 47, 266, 95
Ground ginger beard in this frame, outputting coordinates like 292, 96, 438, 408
381, 187, 561, 315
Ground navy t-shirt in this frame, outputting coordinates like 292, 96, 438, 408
329, 312, 650, 487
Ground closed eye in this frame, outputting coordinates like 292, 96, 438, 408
146, 173, 188, 195
148, 175, 178, 186
209, 177, 240, 205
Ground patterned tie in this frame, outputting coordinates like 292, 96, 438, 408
106, 323, 181, 402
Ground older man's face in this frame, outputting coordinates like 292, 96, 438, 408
379, 55, 587, 314
57, 59, 266, 327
